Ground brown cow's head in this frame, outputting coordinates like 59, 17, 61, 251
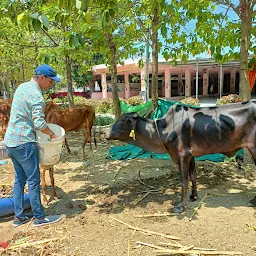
105, 112, 139, 141
44, 101, 59, 117
0, 103, 11, 116
0, 113, 9, 139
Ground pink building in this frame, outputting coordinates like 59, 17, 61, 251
91, 58, 241, 99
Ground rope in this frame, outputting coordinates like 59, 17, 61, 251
154, 119, 167, 151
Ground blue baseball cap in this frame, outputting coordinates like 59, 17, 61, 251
34, 64, 61, 82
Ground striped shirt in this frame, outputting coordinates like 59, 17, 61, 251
4, 80, 47, 147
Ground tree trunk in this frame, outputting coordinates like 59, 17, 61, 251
0, 78, 3, 93
151, 4, 159, 110
105, 31, 121, 119
11, 73, 17, 89
21, 49, 25, 83
4, 75, 10, 98
88, 79, 95, 93
65, 55, 74, 107
0, 77, 4, 96
34, 33, 39, 67
239, 0, 252, 101
239, 0, 254, 164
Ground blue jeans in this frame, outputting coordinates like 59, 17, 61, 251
6, 142, 44, 219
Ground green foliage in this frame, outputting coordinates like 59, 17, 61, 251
1, 0, 255, 109
131, 74, 139, 83
0, 17, 39, 83
95, 98, 114, 114
43, 92, 52, 102
72, 67, 93, 88
73, 97, 98, 109
216, 94, 242, 106
138, 59, 144, 68
63, 96, 69, 103
180, 97, 200, 106
73, 97, 114, 114
94, 115, 115, 126
73, 96, 87, 105
52, 97, 63, 104
52, 96, 68, 104
249, 56, 256, 70
124, 96, 144, 106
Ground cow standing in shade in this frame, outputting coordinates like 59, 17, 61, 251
105, 100, 256, 213
45, 101, 96, 154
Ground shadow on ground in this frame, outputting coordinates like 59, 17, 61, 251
48, 135, 256, 220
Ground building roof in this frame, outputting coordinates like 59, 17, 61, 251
92, 56, 254, 73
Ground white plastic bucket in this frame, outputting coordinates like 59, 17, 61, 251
36, 123, 65, 165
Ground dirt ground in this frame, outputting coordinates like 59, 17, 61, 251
0, 130, 256, 256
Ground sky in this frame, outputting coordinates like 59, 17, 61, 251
127, 2, 254, 63
157, 3, 241, 60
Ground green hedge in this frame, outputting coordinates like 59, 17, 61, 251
94, 116, 115, 126
216, 94, 242, 106
49, 95, 145, 114
180, 97, 200, 106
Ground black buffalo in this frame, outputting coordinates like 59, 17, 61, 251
106, 100, 256, 212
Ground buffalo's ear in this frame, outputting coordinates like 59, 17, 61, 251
132, 113, 138, 119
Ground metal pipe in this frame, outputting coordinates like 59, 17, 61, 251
219, 63, 223, 98
196, 58, 199, 99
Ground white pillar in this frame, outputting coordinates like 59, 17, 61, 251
230, 70, 236, 93
101, 73, 107, 99
140, 69, 146, 100
140, 69, 146, 91
195, 59, 199, 99
185, 69, 191, 97
164, 69, 171, 98
219, 64, 223, 98
124, 72, 130, 99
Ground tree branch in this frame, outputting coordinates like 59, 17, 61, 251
41, 28, 59, 46
1, 37, 58, 49
110, 0, 140, 26
215, 0, 240, 16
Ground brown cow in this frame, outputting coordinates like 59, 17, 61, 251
45, 101, 96, 153
0, 112, 9, 139
77, 104, 96, 150
106, 100, 256, 213
44, 101, 59, 117
0, 101, 11, 139
69, 104, 97, 150
45, 103, 96, 155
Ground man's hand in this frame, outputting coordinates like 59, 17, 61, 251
50, 132, 57, 139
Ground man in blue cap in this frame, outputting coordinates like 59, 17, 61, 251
4, 64, 62, 227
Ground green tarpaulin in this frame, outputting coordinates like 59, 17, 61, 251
119, 100, 153, 116
107, 99, 243, 162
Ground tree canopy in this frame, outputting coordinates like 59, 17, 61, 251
0, 0, 255, 106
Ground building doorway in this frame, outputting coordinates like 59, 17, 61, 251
208, 73, 218, 95
171, 74, 185, 96
223, 73, 230, 94
191, 74, 203, 96
235, 72, 240, 93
